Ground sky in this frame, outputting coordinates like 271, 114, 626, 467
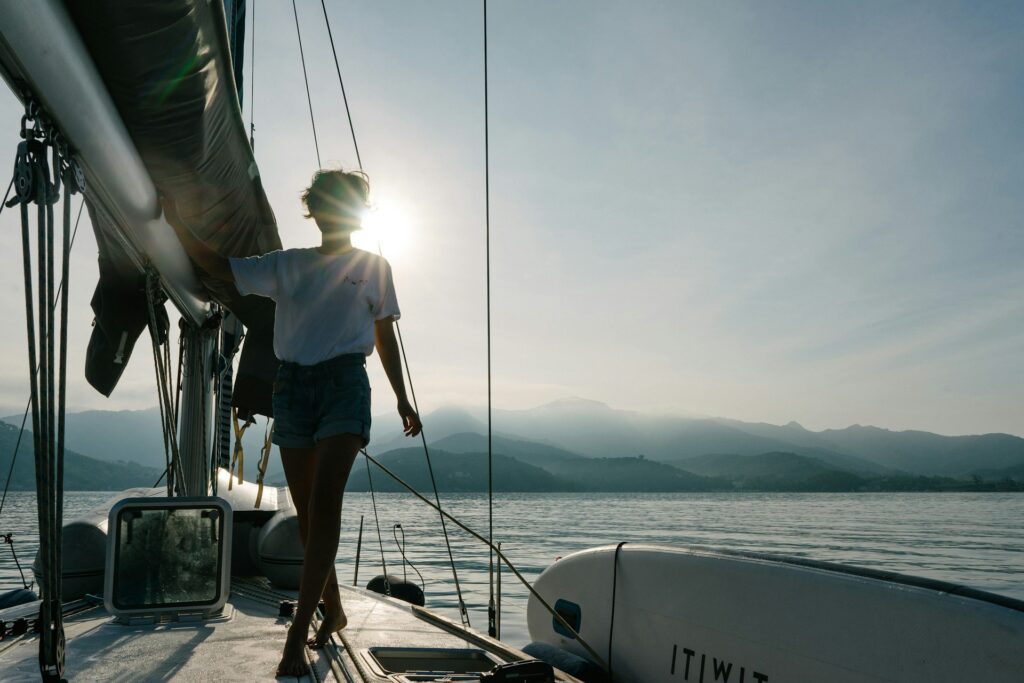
0, 0, 1020, 437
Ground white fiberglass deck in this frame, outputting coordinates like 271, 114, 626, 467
0, 579, 577, 682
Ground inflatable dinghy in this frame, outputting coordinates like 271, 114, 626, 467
527, 544, 1024, 682
33, 470, 305, 598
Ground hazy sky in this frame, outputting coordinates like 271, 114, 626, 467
0, 0, 1020, 437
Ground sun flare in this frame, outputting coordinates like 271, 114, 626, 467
353, 198, 415, 259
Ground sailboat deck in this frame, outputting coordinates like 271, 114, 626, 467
0, 579, 574, 682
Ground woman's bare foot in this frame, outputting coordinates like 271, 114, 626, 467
307, 608, 348, 648
276, 630, 309, 678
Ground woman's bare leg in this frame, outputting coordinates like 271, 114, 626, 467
280, 446, 344, 639
277, 434, 361, 677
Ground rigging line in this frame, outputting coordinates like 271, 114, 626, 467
55, 163, 72, 591
363, 452, 390, 595
2, 533, 29, 589
146, 275, 184, 495
361, 450, 609, 670
248, 0, 256, 149
0, 198, 83, 519
318, 0, 362, 170
146, 281, 173, 494
391, 325, 471, 627
392, 523, 426, 589
20, 194, 43, 633
292, 0, 322, 168
483, 0, 496, 639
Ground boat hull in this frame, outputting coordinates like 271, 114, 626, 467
527, 544, 1024, 683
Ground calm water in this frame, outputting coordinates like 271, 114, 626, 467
1, 491, 1022, 646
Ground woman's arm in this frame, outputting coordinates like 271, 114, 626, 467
374, 318, 423, 437
190, 246, 235, 282
162, 196, 235, 281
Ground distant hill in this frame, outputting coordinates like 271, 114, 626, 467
680, 451, 842, 479
0, 421, 163, 491
546, 455, 722, 492
972, 462, 1024, 482
675, 451, 867, 492
816, 426, 1024, 476
5, 399, 1023, 491
1, 407, 168, 469
432, 432, 586, 469
342, 445, 722, 493
429, 432, 721, 491
343, 447, 568, 493
373, 400, 1023, 478
2, 407, 283, 484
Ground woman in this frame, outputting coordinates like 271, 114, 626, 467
215, 169, 421, 676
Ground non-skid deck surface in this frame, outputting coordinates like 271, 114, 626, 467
0, 581, 563, 682
0, 591, 318, 682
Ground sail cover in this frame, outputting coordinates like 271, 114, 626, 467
64, 0, 280, 416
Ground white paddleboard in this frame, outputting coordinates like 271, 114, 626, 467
527, 544, 1024, 682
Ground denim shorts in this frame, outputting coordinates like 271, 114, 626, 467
271, 353, 371, 449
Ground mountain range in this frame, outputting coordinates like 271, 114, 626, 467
0, 420, 163, 492
370, 399, 1024, 480
3, 399, 1023, 492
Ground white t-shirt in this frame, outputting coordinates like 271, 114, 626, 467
230, 247, 400, 365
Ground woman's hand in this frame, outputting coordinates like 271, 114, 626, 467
376, 318, 421, 437
398, 398, 422, 437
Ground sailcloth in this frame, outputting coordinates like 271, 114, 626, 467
64, 0, 279, 416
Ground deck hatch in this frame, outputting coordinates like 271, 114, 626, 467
368, 647, 498, 675
104, 497, 232, 620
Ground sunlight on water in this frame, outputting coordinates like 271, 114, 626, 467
2, 491, 1021, 647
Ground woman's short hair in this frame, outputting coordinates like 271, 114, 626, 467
301, 169, 370, 220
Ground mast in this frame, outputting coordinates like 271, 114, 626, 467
176, 321, 218, 496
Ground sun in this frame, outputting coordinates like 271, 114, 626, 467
353, 197, 415, 259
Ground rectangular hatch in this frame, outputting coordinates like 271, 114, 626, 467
104, 497, 232, 621
368, 647, 498, 677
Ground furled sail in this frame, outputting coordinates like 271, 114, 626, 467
59, 0, 280, 415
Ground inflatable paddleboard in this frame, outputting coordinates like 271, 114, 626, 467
527, 544, 1024, 682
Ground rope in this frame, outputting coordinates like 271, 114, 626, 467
361, 451, 608, 670
0, 397, 31, 518
391, 523, 425, 589
291, 0, 321, 167
608, 541, 627, 682
310, 2, 471, 627
35, 158, 52, 670
1, 196, 85, 519
9, 106, 74, 681
147, 278, 172, 493
254, 418, 275, 507
483, 0, 496, 639
318, 0, 362, 170
363, 453, 390, 595
248, 0, 256, 149
55, 158, 72, 615
15, 131, 47, 679
145, 272, 183, 496
197, 324, 211, 494
2, 532, 28, 589
210, 322, 223, 494
228, 407, 254, 490
174, 324, 185, 429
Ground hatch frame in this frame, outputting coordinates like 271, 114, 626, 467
103, 496, 233, 621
